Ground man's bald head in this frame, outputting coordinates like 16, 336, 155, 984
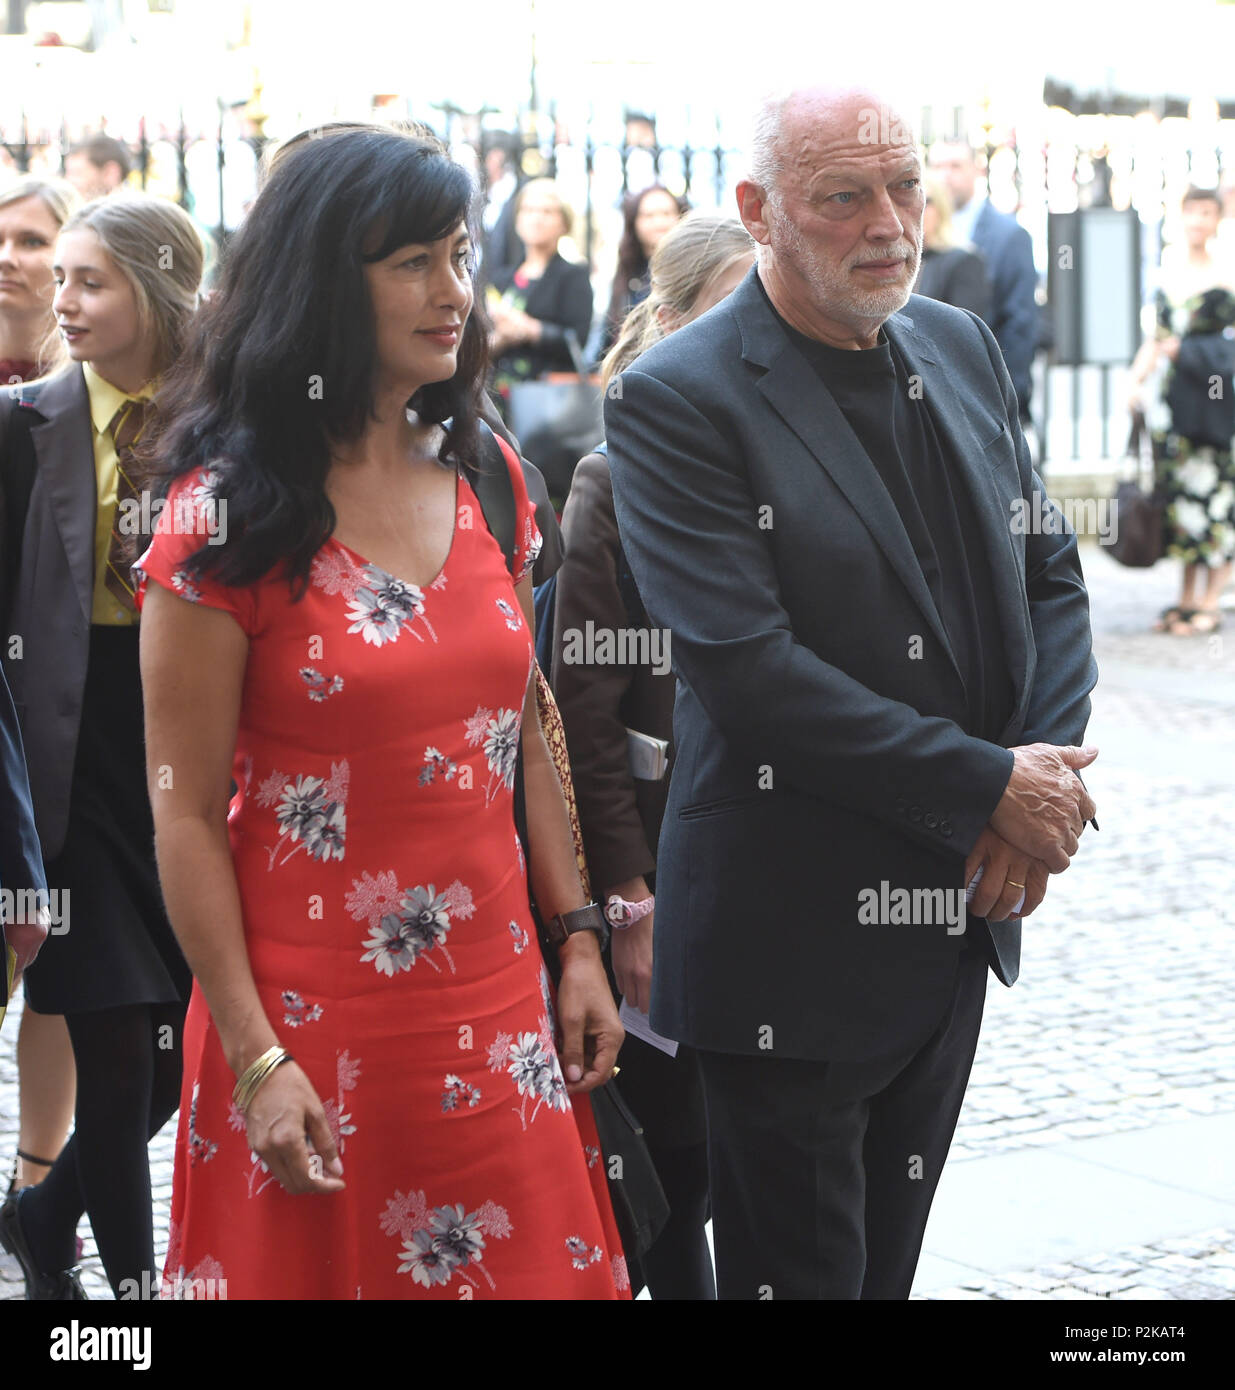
750, 85, 920, 209
737, 82, 924, 349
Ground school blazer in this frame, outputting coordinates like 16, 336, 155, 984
1, 366, 97, 861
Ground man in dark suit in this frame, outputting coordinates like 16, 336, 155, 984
605, 84, 1098, 1299
929, 139, 1040, 422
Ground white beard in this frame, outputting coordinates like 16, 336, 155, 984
775, 206, 922, 325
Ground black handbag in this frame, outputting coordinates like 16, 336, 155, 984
504, 332, 604, 510
1106, 412, 1164, 568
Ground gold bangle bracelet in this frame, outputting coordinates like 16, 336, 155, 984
232, 1045, 293, 1114
234, 1051, 292, 1113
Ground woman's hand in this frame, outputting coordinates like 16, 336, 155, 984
242, 1060, 346, 1196
1159, 334, 1181, 362
611, 913, 654, 1015
489, 302, 541, 352
6, 907, 49, 987
555, 934, 624, 1095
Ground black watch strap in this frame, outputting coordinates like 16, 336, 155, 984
545, 902, 609, 951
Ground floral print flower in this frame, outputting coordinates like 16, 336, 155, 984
399, 1229, 458, 1287
566, 1235, 603, 1270
358, 882, 459, 976
441, 1074, 482, 1112
345, 565, 437, 646
386, 1191, 512, 1292
264, 764, 348, 868
464, 707, 521, 804
322, 1050, 361, 1151
311, 546, 362, 600
487, 1022, 569, 1129
300, 667, 344, 703
187, 1082, 217, 1166
345, 869, 401, 928
170, 569, 202, 603
282, 989, 323, 1028
495, 597, 522, 632
463, 705, 494, 746
419, 746, 458, 786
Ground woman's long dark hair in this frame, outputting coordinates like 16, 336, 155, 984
146, 125, 487, 596
604, 184, 687, 334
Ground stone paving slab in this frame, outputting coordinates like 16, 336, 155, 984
918, 1227, 1235, 1301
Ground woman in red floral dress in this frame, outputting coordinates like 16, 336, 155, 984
134, 126, 627, 1299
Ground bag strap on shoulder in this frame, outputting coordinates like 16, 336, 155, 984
462, 420, 518, 577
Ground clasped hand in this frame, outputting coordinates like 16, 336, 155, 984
967, 742, 1099, 920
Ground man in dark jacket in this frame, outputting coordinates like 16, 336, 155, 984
929, 139, 1040, 423
606, 83, 1098, 1300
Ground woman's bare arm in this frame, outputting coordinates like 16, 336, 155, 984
140, 583, 342, 1193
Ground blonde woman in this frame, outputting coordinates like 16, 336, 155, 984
0, 177, 78, 383
0, 194, 205, 1299
912, 175, 991, 321
549, 214, 755, 1299
488, 178, 593, 385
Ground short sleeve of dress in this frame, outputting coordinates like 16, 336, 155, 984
494, 434, 543, 584
132, 468, 258, 635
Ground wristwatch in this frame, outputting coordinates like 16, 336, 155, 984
604, 894, 655, 929
545, 902, 609, 951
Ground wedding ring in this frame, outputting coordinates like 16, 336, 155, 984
1006, 880, 1026, 889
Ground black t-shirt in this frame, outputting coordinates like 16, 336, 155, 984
762, 286, 1012, 742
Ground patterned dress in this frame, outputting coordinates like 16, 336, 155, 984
134, 442, 628, 1299
1152, 284, 1235, 565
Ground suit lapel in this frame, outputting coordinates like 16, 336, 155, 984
27, 366, 96, 623
885, 314, 1032, 727
733, 275, 961, 684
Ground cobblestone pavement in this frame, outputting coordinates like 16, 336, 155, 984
926, 1228, 1235, 1300
2, 544, 1231, 1299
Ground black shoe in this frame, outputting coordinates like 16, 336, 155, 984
0, 1190, 88, 1300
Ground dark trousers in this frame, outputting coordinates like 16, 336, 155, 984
697, 945, 988, 1300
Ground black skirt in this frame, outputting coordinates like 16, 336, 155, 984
23, 625, 191, 1016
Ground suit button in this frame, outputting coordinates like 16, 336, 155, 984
909, 805, 923, 822
924, 812, 938, 829
940, 820, 954, 837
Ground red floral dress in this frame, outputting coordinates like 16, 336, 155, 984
135, 442, 628, 1299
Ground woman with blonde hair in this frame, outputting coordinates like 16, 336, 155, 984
488, 177, 593, 387
549, 213, 754, 1299
0, 193, 205, 1299
912, 175, 991, 321
0, 177, 78, 382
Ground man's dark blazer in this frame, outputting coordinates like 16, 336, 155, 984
0, 366, 96, 862
605, 268, 1096, 1063
969, 201, 1039, 419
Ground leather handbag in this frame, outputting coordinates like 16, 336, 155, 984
504, 332, 604, 510
1106, 412, 1164, 568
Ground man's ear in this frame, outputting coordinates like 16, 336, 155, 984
735, 180, 772, 246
